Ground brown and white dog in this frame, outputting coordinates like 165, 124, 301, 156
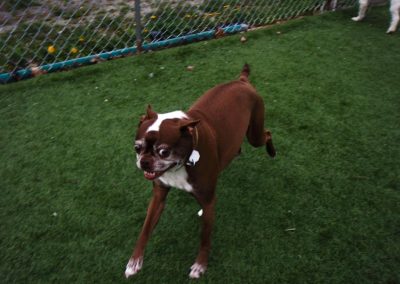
125, 64, 276, 279
352, 0, 400, 33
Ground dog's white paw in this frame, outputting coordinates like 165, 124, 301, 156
125, 257, 143, 278
351, 16, 362, 22
189, 263, 206, 279
387, 28, 396, 34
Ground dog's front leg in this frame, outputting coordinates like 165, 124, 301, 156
125, 183, 170, 278
352, 0, 369, 21
387, 0, 400, 33
189, 196, 216, 279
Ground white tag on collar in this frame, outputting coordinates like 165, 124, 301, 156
187, 150, 200, 166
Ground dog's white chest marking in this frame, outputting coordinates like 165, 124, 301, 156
147, 111, 187, 132
159, 166, 193, 192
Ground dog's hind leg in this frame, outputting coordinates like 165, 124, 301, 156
387, 0, 400, 33
352, 0, 369, 21
246, 96, 276, 157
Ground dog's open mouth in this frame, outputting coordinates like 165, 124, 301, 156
143, 170, 165, 180
143, 162, 178, 180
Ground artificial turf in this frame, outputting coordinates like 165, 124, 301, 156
1, 6, 399, 283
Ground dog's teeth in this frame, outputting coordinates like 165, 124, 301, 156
144, 171, 157, 180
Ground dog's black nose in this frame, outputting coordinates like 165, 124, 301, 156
140, 159, 152, 171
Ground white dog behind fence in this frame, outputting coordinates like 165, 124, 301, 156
352, 0, 400, 33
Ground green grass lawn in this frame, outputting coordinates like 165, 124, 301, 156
1, 6, 399, 283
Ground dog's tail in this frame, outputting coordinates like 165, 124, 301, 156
239, 63, 250, 82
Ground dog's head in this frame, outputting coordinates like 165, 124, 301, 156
134, 105, 199, 180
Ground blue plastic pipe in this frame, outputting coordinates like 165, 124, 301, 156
0, 24, 248, 83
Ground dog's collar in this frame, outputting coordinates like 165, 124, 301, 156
187, 126, 200, 167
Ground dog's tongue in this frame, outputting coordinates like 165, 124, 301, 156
144, 171, 157, 180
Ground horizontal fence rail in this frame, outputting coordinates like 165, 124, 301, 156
0, 0, 357, 83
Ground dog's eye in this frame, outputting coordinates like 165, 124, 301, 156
158, 148, 171, 158
134, 144, 142, 154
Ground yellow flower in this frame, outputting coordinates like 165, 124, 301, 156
143, 28, 149, 33
223, 4, 230, 9
185, 14, 192, 19
204, 12, 220, 18
79, 36, 85, 42
70, 47, 79, 54
47, 45, 56, 54
150, 15, 157, 20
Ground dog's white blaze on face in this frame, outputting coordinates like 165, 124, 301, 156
146, 111, 187, 132
159, 166, 193, 192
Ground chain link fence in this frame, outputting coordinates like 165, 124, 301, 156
0, 0, 357, 83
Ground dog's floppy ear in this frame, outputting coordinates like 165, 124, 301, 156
138, 105, 157, 127
179, 119, 200, 135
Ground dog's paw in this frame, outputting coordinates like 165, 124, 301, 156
125, 257, 143, 278
386, 29, 396, 34
351, 16, 362, 22
189, 262, 206, 279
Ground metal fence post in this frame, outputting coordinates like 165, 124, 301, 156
135, 0, 143, 53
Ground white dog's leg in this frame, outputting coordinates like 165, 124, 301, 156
387, 0, 400, 33
352, 0, 369, 21
323, 0, 338, 11
332, 0, 337, 11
